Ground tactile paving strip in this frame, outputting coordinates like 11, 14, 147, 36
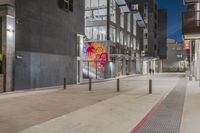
139, 79, 187, 133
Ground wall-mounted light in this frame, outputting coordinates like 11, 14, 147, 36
7, 26, 15, 33
16, 55, 23, 60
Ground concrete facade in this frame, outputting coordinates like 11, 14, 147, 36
158, 9, 167, 59
14, 0, 84, 90
163, 39, 187, 72
147, 0, 158, 57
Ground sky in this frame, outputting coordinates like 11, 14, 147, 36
157, 0, 187, 43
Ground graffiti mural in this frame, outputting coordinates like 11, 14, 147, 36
82, 42, 108, 70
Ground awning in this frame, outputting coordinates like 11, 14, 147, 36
115, 0, 130, 12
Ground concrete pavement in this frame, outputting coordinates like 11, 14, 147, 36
7, 74, 179, 133
180, 79, 200, 133
0, 73, 195, 133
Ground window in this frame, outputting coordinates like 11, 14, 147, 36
85, 26, 107, 41
59, 0, 73, 12
85, 0, 91, 9
133, 38, 136, 50
91, 0, 98, 8
120, 31, 124, 45
85, 27, 93, 40
99, 0, 107, 7
127, 35, 130, 47
154, 23, 157, 29
133, 15, 137, 35
85, 0, 107, 21
154, 44, 157, 50
120, 13, 124, 28
127, 14, 131, 32
110, 26, 116, 42
110, 0, 116, 23
154, 33, 157, 38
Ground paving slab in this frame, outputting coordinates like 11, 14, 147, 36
17, 75, 181, 133
139, 78, 187, 133
180, 80, 200, 133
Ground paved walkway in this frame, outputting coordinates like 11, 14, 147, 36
1, 73, 197, 133
9, 74, 179, 133
180, 79, 200, 133
139, 77, 187, 133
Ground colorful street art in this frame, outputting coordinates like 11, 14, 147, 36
82, 42, 108, 70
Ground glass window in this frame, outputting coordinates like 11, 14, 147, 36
127, 14, 131, 32
110, 26, 116, 42
133, 38, 136, 50
116, 29, 120, 43
97, 9, 107, 20
93, 27, 99, 40
85, 26, 107, 41
99, 0, 107, 7
85, 0, 91, 9
133, 15, 137, 35
110, 0, 116, 23
120, 31, 124, 45
85, 10, 92, 21
85, 27, 93, 40
137, 41, 140, 50
99, 26, 107, 40
91, 0, 98, 8
124, 36, 127, 46
127, 35, 130, 47
120, 13, 124, 28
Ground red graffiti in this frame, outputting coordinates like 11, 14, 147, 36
95, 53, 108, 70
86, 42, 95, 57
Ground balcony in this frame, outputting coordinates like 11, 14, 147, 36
184, 0, 200, 4
182, 11, 200, 38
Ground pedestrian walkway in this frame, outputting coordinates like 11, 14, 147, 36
15, 74, 180, 133
180, 80, 200, 133
137, 78, 187, 133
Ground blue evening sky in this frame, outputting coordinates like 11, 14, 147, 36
157, 0, 187, 43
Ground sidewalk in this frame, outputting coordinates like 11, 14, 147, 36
180, 79, 200, 133
2, 74, 179, 133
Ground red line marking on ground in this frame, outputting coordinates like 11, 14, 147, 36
131, 96, 165, 133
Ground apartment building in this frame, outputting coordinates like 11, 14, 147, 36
83, 0, 145, 79
182, 0, 200, 80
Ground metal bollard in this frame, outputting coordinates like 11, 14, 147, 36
89, 78, 92, 91
64, 78, 66, 89
117, 79, 120, 92
189, 75, 192, 81
149, 79, 152, 94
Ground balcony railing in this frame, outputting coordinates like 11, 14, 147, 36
182, 11, 200, 35
184, 0, 200, 4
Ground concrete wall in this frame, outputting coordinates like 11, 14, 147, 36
163, 43, 186, 72
14, 0, 84, 90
